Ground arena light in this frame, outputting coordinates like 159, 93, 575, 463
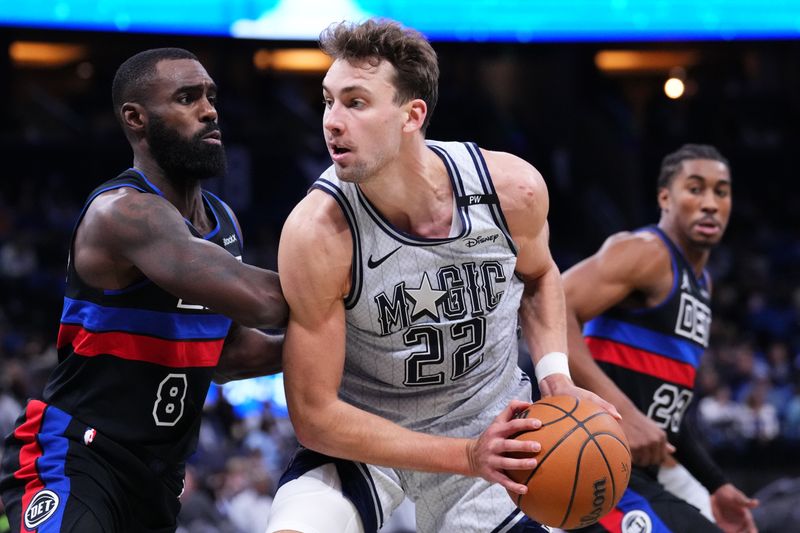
253, 48, 331, 73
9, 41, 88, 68
595, 50, 698, 74
664, 77, 686, 99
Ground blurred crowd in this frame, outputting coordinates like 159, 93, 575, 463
1, 36, 799, 531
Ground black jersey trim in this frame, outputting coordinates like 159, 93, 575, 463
205, 190, 244, 248
129, 167, 165, 197
312, 180, 363, 309
464, 142, 517, 254
352, 144, 471, 246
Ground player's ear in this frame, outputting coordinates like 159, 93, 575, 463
657, 187, 670, 212
121, 102, 147, 134
402, 98, 427, 133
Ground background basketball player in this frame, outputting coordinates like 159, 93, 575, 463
563, 144, 758, 532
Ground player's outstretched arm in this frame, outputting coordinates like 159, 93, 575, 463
485, 149, 620, 419
213, 323, 283, 384
75, 188, 287, 329
563, 233, 676, 466
278, 191, 541, 495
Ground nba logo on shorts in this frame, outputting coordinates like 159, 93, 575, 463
84, 427, 97, 445
24, 489, 60, 529
621, 510, 652, 533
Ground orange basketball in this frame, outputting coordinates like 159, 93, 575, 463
506, 395, 631, 529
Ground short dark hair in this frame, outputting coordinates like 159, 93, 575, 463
112, 48, 198, 113
657, 144, 730, 189
319, 19, 439, 133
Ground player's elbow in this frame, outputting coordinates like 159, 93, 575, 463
236, 287, 289, 329
292, 424, 319, 451
290, 414, 326, 452
255, 292, 289, 329
287, 397, 334, 453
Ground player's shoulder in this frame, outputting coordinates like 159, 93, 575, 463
86, 186, 177, 229
479, 148, 546, 214
279, 187, 354, 298
480, 148, 544, 191
284, 187, 350, 242
596, 229, 671, 274
601, 229, 667, 252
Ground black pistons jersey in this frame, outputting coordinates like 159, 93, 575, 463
582, 225, 711, 442
45, 168, 241, 466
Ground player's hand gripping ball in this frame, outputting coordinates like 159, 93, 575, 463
506, 395, 631, 529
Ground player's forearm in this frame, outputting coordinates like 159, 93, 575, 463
673, 416, 727, 492
213, 326, 283, 384
566, 311, 639, 414
290, 396, 472, 476
216, 267, 288, 329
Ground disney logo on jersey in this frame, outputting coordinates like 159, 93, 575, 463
675, 292, 711, 347
463, 233, 499, 248
374, 261, 507, 335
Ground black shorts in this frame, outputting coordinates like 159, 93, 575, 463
0, 400, 182, 533
568, 467, 721, 533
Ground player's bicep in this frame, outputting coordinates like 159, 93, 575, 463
278, 199, 352, 412
562, 237, 650, 321
101, 192, 245, 297
514, 218, 557, 282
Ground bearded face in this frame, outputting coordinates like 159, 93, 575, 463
146, 113, 227, 182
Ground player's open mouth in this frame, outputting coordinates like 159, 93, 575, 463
330, 144, 352, 161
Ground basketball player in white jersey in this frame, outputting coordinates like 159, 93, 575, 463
267, 18, 620, 533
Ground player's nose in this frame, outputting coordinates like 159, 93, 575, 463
323, 106, 344, 135
700, 190, 719, 212
199, 96, 218, 122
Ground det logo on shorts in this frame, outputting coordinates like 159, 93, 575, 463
24, 489, 60, 529
621, 509, 653, 533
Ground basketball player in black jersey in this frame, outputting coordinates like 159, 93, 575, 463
0, 48, 287, 532
562, 145, 757, 532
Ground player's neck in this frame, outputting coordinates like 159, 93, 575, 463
657, 223, 710, 277
359, 141, 453, 238
132, 158, 205, 220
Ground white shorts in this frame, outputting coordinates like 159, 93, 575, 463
266, 376, 547, 533
264, 451, 546, 533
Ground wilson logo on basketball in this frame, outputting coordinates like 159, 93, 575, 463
24, 489, 60, 529
579, 477, 607, 526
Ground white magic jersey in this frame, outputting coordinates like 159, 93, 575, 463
313, 140, 529, 432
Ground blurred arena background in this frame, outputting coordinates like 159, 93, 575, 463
0, 2, 799, 532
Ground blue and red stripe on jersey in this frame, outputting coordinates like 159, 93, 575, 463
584, 316, 704, 389
57, 297, 230, 368
13, 400, 71, 532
